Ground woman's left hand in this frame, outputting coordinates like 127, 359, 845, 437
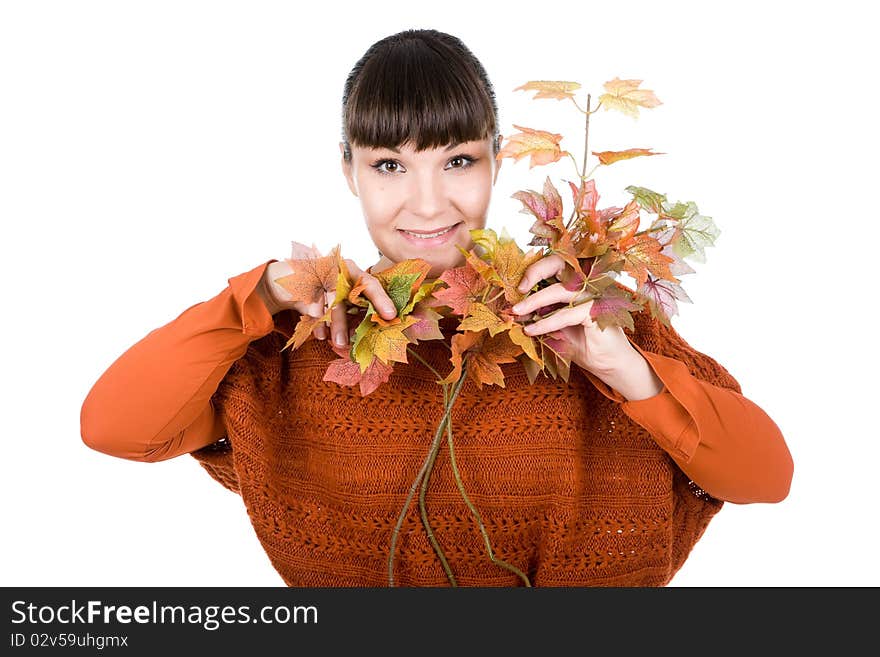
510, 253, 636, 377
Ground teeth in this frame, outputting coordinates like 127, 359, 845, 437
403, 225, 455, 239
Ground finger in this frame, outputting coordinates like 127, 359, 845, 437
516, 253, 565, 293
511, 281, 575, 317
328, 290, 349, 346
522, 301, 594, 337
344, 258, 396, 319
305, 300, 327, 340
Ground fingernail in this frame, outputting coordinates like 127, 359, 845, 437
334, 332, 346, 346
511, 303, 522, 313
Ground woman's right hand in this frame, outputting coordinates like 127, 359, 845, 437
257, 242, 398, 348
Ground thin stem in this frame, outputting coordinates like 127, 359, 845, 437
407, 346, 443, 381
417, 385, 457, 586
445, 387, 532, 587
484, 287, 506, 307
567, 152, 582, 181
387, 357, 470, 587
581, 93, 591, 181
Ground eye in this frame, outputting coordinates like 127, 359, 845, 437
448, 155, 477, 169
370, 159, 401, 175
369, 153, 478, 176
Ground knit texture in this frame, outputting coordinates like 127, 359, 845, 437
191, 306, 737, 586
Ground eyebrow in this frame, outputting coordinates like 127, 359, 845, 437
384, 141, 463, 154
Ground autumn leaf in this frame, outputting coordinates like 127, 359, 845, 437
593, 148, 665, 166
457, 302, 509, 337
467, 227, 544, 305
438, 330, 481, 385
513, 80, 581, 101
492, 239, 545, 305
660, 200, 719, 264
625, 185, 668, 215
511, 176, 567, 246
280, 307, 332, 353
402, 305, 445, 342
496, 124, 569, 169
323, 354, 395, 397
597, 77, 662, 119
431, 265, 489, 316
588, 284, 644, 332
638, 275, 692, 326
620, 234, 676, 288
606, 200, 642, 249
370, 258, 432, 314
438, 329, 522, 388
274, 243, 343, 306
506, 323, 542, 367
352, 314, 419, 371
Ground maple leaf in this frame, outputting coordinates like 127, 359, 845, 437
279, 308, 332, 353
455, 244, 495, 284
593, 148, 665, 166
638, 275, 693, 326
660, 200, 719, 264
493, 239, 545, 305
625, 185, 668, 215
431, 265, 488, 316
606, 200, 643, 249
323, 354, 395, 397
469, 227, 544, 305
513, 80, 581, 101
527, 334, 571, 384
352, 314, 419, 371
511, 176, 566, 245
588, 284, 644, 332
438, 330, 522, 388
496, 124, 569, 169
438, 330, 481, 386
274, 243, 343, 306
506, 323, 542, 367
457, 302, 509, 337
370, 259, 432, 314
402, 305, 445, 342
620, 234, 676, 288
597, 78, 662, 119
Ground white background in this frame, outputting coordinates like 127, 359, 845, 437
2, 0, 877, 587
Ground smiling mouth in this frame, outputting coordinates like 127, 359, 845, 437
398, 223, 461, 239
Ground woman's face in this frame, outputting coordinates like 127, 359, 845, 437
340, 137, 502, 281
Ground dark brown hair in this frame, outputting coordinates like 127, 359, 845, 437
341, 28, 501, 163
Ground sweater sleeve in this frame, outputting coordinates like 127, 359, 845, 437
582, 317, 794, 505
80, 259, 280, 462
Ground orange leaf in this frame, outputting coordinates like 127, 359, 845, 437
496, 124, 569, 169
323, 355, 395, 397
457, 302, 508, 337
466, 331, 523, 388
274, 244, 343, 306
621, 234, 676, 288
280, 309, 331, 352
593, 148, 665, 165
431, 265, 489, 316
598, 78, 662, 119
513, 80, 581, 100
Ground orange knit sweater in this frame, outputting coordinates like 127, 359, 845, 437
81, 259, 793, 587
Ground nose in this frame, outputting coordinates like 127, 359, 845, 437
407, 170, 448, 220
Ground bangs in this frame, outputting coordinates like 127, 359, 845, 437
343, 33, 498, 154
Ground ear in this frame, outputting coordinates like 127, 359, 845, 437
493, 156, 502, 185
339, 142, 358, 197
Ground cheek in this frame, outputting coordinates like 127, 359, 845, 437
360, 192, 398, 230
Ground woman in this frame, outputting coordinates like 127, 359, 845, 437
80, 28, 793, 587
